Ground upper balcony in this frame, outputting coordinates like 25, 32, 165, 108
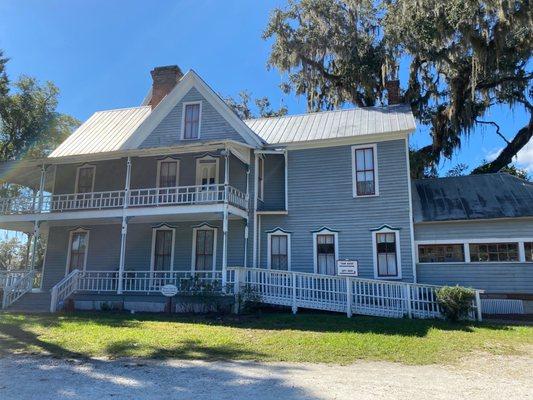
0, 183, 248, 216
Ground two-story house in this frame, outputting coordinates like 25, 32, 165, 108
0, 65, 531, 315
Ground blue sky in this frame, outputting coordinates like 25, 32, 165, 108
0, 0, 531, 175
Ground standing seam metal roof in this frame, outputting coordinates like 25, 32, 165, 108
244, 104, 416, 145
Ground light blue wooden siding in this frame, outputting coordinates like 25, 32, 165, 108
42, 224, 121, 290
53, 152, 247, 194
42, 220, 246, 289
417, 264, 533, 293
259, 139, 415, 281
53, 159, 127, 195
415, 218, 533, 293
140, 88, 246, 148
259, 154, 285, 211
414, 219, 533, 241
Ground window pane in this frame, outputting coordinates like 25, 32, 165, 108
525, 242, 533, 262
364, 148, 374, 169
77, 167, 94, 193
159, 161, 177, 187
376, 232, 398, 277
154, 230, 173, 270
316, 234, 335, 275
418, 244, 465, 262
469, 242, 519, 262
69, 232, 88, 272
356, 150, 365, 170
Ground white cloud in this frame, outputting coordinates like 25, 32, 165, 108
516, 139, 533, 173
483, 138, 533, 173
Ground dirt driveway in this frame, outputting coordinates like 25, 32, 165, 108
0, 353, 531, 400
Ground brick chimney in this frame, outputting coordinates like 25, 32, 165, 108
149, 65, 183, 109
385, 79, 401, 105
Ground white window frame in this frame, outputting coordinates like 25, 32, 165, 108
195, 154, 220, 186
313, 227, 339, 274
181, 101, 202, 140
267, 228, 291, 270
191, 223, 218, 273
156, 157, 180, 188
64, 228, 90, 276
415, 238, 533, 264
74, 164, 96, 194
150, 225, 176, 272
372, 226, 402, 279
257, 156, 265, 201
351, 143, 379, 198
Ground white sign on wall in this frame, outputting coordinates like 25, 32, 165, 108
337, 260, 359, 276
161, 284, 178, 297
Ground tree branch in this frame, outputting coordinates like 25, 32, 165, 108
475, 119, 510, 144
472, 113, 533, 174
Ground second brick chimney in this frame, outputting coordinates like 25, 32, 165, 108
385, 79, 401, 105
149, 65, 183, 109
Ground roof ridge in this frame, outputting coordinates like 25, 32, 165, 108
94, 105, 151, 114
244, 104, 410, 122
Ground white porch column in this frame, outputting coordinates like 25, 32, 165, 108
222, 149, 229, 289
252, 153, 259, 268
29, 221, 40, 271
117, 157, 131, 294
37, 164, 46, 212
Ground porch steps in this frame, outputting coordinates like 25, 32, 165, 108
5, 292, 51, 313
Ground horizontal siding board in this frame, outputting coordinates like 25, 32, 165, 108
258, 140, 414, 281
140, 88, 245, 148
417, 263, 533, 293
414, 219, 533, 241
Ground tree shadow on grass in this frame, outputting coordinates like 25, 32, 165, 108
104, 339, 267, 361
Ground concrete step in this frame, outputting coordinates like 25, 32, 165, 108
6, 291, 51, 313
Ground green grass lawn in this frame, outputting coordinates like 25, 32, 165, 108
0, 311, 531, 365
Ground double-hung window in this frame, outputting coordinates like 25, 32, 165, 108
152, 228, 174, 271
314, 229, 337, 275
157, 160, 179, 188
373, 227, 400, 278
183, 103, 201, 139
353, 145, 377, 196
268, 231, 290, 270
76, 165, 95, 193
67, 230, 89, 274
194, 228, 216, 272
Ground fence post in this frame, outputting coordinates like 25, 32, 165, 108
232, 268, 241, 314
475, 290, 482, 322
346, 277, 352, 318
50, 286, 58, 313
405, 285, 412, 319
291, 272, 298, 314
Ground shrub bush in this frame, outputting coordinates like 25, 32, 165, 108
436, 285, 476, 321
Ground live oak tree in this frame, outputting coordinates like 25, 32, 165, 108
0, 50, 79, 162
226, 91, 288, 119
264, 0, 532, 177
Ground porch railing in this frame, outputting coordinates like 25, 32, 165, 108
49, 267, 483, 321
1, 269, 35, 309
229, 268, 483, 321
0, 184, 248, 215
0, 270, 29, 289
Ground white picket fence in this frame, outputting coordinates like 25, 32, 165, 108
48, 267, 483, 321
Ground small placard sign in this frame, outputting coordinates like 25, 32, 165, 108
161, 284, 178, 297
337, 260, 358, 276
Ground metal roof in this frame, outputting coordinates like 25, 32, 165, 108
49, 106, 151, 158
244, 104, 415, 145
412, 173, 533, 223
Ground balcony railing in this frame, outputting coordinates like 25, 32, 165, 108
0, 184, 248, 215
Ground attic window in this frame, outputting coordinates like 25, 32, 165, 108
182, 102, 201, 139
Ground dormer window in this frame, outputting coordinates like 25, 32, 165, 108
182, 102, 201, 139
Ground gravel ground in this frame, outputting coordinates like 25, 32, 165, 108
0, 354, 531, 400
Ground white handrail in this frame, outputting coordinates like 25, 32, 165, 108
50, 269, 80, 312
227, 267, 484, 321
0, 270, 28, 289
1, 270, 35, 309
